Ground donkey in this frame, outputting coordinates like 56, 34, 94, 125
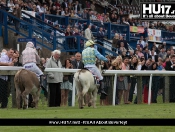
14, 69, 41, 109
74, 69, 98, 109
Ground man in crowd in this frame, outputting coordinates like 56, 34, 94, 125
72, 52, 84, 69
0, 48, 17, 108
13, 4, 21, 36
85, 24, 94, 40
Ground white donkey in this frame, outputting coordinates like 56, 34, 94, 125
74, 69, 98, 109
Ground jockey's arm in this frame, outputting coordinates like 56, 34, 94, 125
35, 50, 40, 64
94, 49, 108, 62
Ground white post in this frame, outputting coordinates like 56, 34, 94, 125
17, 44, 20, 51
112, 74, 117, 106
148, 74, 153, 105
72, 78, 76, 107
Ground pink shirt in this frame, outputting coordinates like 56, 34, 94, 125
22, 47, 40, 65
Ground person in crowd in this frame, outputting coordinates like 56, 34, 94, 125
109, 56, 123, 105
165, 54, 175, 102
46, 50, 63, 107
82, 40, 108, 96
112, 33, 120, 49
13, 49, 22, 66
0, 48, 16, 108
148, 62, 159, 103
119, 42, 127, 54
84, 24, 94, 40
13, 4, 21, 36
117, 35, 128, 51
61, 58, 73, 106
128, 56, 141, 103
121, 57, 130, 104
134, 58, 152, 104
144, 47, 151, 61
137, 36, 146, 49
71, 52, 84, 69
96, 27, 105, 41
158, 48, 167, 60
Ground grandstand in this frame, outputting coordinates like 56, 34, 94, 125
0, 0, 175, 58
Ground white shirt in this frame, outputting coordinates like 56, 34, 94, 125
137, 40, 146, 48
8, 2, 14, 12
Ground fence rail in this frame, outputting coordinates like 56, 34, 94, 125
45, 68, 173, 106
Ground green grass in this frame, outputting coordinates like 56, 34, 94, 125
0, 94, 175, 132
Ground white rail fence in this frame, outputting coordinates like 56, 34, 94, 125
45, 68, 175, 106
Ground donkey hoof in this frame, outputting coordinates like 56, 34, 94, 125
80, 106, 84, 109
31, 102, 35, 108
88, 103, 91, 107
23, 105, 27, 109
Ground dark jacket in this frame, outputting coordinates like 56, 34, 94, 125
165, 61, 175, 71
97, 31, 105, 40
71, 60, 84, 69
144, 52, 152, 60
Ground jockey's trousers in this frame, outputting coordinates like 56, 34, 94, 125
84, 65, 103, 80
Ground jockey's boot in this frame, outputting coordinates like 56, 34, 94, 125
99, 80, 108, 96
40, 75, 48, 98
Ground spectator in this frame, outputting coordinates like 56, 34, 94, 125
112, 33, 119, 49
109, 56, 122, 105
71, 52, 84, 69
73, 0, 80, 13
84, 24, 94, 40
96, 27, 105, 41
62, 0, 68, 10
148, 62, 159, 103
144, 47, 151, 61
128, 56, 141, 103
117, 35, 128, 51
50, 6, 57, 15
13, 4, 21, 36
46, 50, 63, 107
61, 58, 73, 106
90, 1, 96, 11
158, 48, 167, 60
0, 48, 16, 108
151, 50, 158, 62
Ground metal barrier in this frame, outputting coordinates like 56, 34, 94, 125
45, 68, 173, 106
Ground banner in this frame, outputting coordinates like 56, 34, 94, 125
130, 26, 144, 33
0, 119, 175, 126
148, 28, 162, 42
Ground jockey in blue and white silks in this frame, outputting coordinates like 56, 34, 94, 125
82, 40, 108, 95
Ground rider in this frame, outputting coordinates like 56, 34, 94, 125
82, 40, 108, 96
22, 42, 47, 97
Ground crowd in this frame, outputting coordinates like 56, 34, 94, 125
1, 33, 175, 108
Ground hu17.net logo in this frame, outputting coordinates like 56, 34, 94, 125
141, 2, 175, 20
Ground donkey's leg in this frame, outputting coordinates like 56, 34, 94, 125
92, 88, 98, 108
21, 88, 31, 109
15, 86, 21, 109
88, 92, 93, 107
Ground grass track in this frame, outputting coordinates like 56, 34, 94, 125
0, 94, 175, 132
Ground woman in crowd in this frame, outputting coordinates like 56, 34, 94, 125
122, 57, 130, 104
109, 56, 123, 105
148, 62, 159, 103
61, 58, 73, 106
128, 56, 141, 103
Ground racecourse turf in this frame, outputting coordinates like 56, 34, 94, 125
0, 94, 175, 132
